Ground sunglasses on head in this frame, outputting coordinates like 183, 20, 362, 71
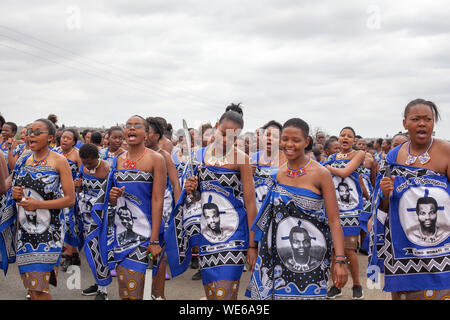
27, 129, 49, 136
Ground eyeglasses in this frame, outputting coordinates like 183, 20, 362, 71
125, 123, 145, 129
27, 129, 49, 136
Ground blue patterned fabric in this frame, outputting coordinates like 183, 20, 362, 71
368, 145, 450, 292
246, 175, 332, 300
100, 157, 163, 274
4, 153, 65, 274
77, 164, 112, 286
322, 154, 364, 236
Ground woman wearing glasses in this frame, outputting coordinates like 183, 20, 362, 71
105, 115, 167, 300
5, 118, 75, 300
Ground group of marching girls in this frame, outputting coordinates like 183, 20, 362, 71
0, 98, 449, 300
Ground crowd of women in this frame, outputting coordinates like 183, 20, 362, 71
0, 98, 449, 301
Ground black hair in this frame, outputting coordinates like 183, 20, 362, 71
4, 121, 18, 134
81, 129, 92, 139
306, 135, 314, 151
312, 146, 322, 160
108, 126, 124, 136
0, 114, 5, 130
376, 138, 383, 146
324, 138, 338, 151
219, 111, 244, 129
282, 118, 310, 139
262, 120, 282, 131
404, 98, 441, 123
154, 117, 168, 131
355, 135, 362, 140
202, 202, 220, 216
129, 115, 149, 132
340, 126, 356, 137
289, 226, 311, 244
79, 143, 99, 159
416, 197, 438, 213
62, 128, 80, 145
225, 102, 244, 116
146, 117, 164, 141
91, 131, 103, 145
35, 118, 56, 136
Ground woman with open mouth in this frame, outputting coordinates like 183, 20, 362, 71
369, 98, 450, 300
54, 128, 83, 272
104, 115, 166, 300
4, 118, 75, 300
323, 126, 367, 300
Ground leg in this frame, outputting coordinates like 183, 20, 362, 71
21, 271, 53, 300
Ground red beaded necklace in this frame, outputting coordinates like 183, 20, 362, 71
122, 149, 146, 169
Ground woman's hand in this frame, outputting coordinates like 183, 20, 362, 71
147, 243, 162, 261
184, 176, 198, 196
246, 247, 258, 273
109, 186, 125, 206
17, 195, 41, 211
380, 176, 395, 199
12, 186, 25, 201
333, 262, 348, 289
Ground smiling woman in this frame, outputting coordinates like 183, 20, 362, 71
4, 118, 75, 300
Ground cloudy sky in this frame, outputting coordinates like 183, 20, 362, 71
1, 0, 449, 139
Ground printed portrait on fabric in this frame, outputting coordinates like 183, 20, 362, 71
18, 188, 51, 234
276, 217, 326, 273
200, 192, 238, 243
399, 187, 450, 247
115, 197, 150, 249
78, 194, 95, 225
333, 176, 358, 211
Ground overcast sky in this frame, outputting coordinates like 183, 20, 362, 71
1, 0, 449, 139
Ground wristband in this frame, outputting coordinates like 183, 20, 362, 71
149, 240, 160, 245
335, 255, 346, 259
335, 260, 346, 265
248, 245, 258, 249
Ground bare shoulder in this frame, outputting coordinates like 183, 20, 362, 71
309, 160, 331, 177
436, 138, 450, 153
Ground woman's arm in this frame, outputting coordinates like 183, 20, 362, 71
319, 168, 348, 289
164, 152, 181, 203
0, 153, 8, 194
326, 150, 365, 178
239, 153, 258, 272
148, 153, 167, 258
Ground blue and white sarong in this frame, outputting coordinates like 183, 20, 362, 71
101, 157, 163, 275
6, 154, 65, 274
368, 145, 450, 292
77, 165, 112, 286
251, 151, 278, 213
322, 154, 364, 236
165, 162, 249, 285
246, 175, 332, 300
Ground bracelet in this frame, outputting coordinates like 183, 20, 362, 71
248, 245, 258, 249
335, 255, 346, 259
335, 260, 346, 265
149, 240, 160, 245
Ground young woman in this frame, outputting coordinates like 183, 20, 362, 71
76, 143, 112, 300
8, 119, 75, 300
323, 126, 366, 299
55, 128, 83, 271
8, 124, 32, 170
250, 120, 287, 212
99, 126, 125, 166
145, 116, 182, 299
167, 110, 258, 300
107, 115, 166, 300
246, 118, 348, 300
369, 99, 450, 300
1, 121, 18, 173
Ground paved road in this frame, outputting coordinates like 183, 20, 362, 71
0, 251, 390, 300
